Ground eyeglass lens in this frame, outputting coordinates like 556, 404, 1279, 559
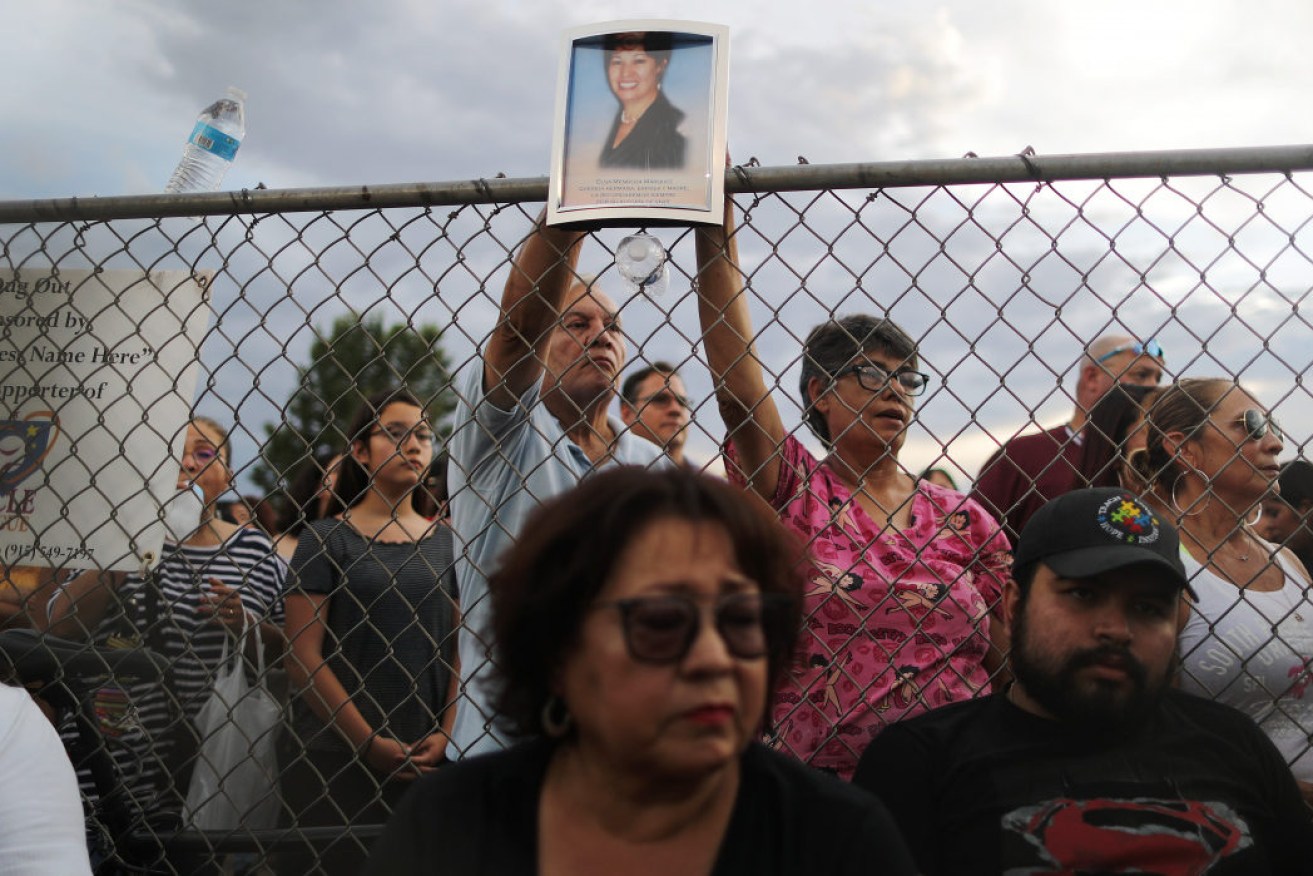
853, 365, 927, 395
617, 593, 773, 664
374, 427, 436, 444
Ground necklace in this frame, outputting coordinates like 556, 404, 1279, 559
620, 110, 636, 125
1222, 533, 1253, 563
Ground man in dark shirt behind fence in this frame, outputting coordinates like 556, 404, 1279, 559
854, 487, 1313, 875
970, 335, 1165, 543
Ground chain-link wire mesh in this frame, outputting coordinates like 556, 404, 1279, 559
0, 146, 1311, 872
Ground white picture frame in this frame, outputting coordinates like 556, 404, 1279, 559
547, 20, 729, 227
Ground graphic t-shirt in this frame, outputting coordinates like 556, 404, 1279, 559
1179, 549, 1313, 781
854, 691, 1313, 875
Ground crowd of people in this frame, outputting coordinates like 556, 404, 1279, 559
3, 199, 1313, 874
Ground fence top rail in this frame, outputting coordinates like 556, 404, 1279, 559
2, 143, 1311, 225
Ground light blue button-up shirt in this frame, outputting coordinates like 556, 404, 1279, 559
446, 362, 667, 759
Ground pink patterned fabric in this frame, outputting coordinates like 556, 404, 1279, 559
728, 434, 1011, 778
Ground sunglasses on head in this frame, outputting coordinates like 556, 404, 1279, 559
1095, 338, 1165, 364
835, 363, 930, 397
596, 592, 787, 665
1236, 409, 1282, 442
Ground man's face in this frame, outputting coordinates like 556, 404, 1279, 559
621, 372, 690, 456
1097, 350, 1165, 393
542, 284, 625, 407
1006, 563, 1178, 732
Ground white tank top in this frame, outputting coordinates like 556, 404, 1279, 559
1178, 547, 1313, 781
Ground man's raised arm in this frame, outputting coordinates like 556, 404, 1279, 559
482, 212, 584, 409
695, 200, 786, 500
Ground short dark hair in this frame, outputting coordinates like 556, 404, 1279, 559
797, 314, 918, 447
491, 467, 805, 739
1279, 460, 1313, 508
334, 387, 426, 509
411, 452, 449, 519
1011, 560, 1039, 600
602, 31, 674, 68
918, 466, 958, 489
281, 450, 344, 534
621, 361, 679, 409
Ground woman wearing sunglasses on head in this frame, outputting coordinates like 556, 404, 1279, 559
1141, 378, 1313, 800
690, 208, 1011, 779
364, 467, 915, 875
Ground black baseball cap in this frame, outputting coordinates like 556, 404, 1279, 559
1014, 488, 1192, 595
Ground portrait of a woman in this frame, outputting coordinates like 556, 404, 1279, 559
598, 31, 686, 170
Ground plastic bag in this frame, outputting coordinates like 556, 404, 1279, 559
183, 615, 282, 830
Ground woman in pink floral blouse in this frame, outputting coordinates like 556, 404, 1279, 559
693, 207, 1012, 779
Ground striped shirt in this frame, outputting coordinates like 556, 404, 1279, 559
58, 527, 285, 816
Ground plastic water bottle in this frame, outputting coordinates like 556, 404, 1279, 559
164, 87, 246, 193
615, 233, 670, 296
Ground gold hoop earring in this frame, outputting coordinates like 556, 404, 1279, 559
1171, 471, 1210, 519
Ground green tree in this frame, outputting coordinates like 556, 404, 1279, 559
251, 314, 455, 496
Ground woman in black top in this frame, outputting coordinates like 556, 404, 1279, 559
365, 468, 914, 875
597, 31, 686, 170
283, 388, 458, 875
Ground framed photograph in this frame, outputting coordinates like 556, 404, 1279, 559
547, 20, 729, 227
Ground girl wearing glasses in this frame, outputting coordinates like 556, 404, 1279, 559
1142, 378, 1313, 799
283, 389, 459, 875
689, 210, 1011, 779
41, 417, 286, 817
365, 467, 915, 875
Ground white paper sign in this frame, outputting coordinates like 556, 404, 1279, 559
0, 268, 211, 571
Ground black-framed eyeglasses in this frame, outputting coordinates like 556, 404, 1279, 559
1236, 409, 1282, 442
635, 390, 691, 410
595, 592, 788, 665
835, 363, 930, 397
1096, 338, 1165, 364
369, 427, 437, 446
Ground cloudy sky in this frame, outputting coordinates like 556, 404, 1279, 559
4, 0, 1311, 488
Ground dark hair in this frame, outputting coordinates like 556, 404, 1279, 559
491, 467, 805, 739
621, 361, 679, 408
918, 467, 958, 489
248, 495, 282, 534
281, 451, 344, 535
797, 314, 918, 447
1075, 384, 1156, 489
334, 388, 427, 509
1279, 461, 1313, 509
1012, 560, 1039, 600
602, 31, 673, 68
1142, 378, 1232, 489
411, 452, 449, 519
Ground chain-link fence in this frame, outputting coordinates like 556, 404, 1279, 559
1, 144, 1311, 873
